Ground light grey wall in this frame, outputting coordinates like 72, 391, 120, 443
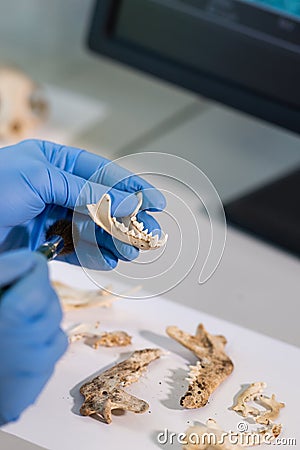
0, 0, 94, 76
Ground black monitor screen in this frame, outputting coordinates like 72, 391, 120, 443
88, 0, 300, 133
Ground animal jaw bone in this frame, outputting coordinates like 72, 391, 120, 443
87, 192, 168, 250
166, 324, 234, 408
80, 348, 162, 424
232, 382, 285, 426
184, 419, 282, 449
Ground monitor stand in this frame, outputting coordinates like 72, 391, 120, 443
224, 168, 300, 257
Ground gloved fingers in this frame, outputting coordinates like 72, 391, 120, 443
40, 141, 87, 172
42, 145, 166, 212
37, 328, 68, 373
0, 372, 52, 425
89, 159, 166, 212
0, 249, 36, 288
9, 300, 64, 344
0, 327, 68, 375
59, 240, 118, 270
0, 253, 59, 323
44, 166, 140, 217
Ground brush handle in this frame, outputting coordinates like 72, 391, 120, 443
0, 236, 64, 300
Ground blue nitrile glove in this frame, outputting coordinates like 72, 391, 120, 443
0, 250, 68, 426
0, 140, 166, 270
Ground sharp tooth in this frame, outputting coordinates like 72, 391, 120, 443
136, 232, 142, 239
128, 230, 135, 236
151, 235, 159, 247
120, 223, 128, 232
148, 231, 153, 237
142, 229, 148, 235
138, 222, 144, 231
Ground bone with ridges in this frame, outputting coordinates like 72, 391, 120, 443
80, 348, 162, 424
87, 192, 168, 250
166, 324, 234, 408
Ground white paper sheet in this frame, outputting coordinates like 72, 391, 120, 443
3, 262, 299, 450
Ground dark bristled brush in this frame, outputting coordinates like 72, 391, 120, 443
0, 219, 79, 299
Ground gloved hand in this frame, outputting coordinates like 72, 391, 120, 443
0, 250, 68, 426
0, 140, 166, 270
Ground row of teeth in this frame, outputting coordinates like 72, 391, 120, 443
112, 216, 168, 247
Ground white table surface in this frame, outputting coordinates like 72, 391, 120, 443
2, 260, 299, 450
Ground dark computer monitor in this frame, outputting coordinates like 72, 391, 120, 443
87, 0, 300, 256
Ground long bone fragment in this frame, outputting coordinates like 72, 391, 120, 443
87, 192, 168, 250
80, 348, 162, 424
166, 324, 234, 408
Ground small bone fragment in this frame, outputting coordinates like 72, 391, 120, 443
80, 349, 162, 424
184, 419, 243, 449
184, 419, 282, 449
254, 394, 285, 425
166, 324, 234, 408
67, 323, 132, 348
87, 193, 168, 250
52, 281, 119, 310
232, 383, 285, 425
88, 331, 132, 349
232, 382, 266, 418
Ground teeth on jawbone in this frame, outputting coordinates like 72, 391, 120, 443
137, 222, 144, 231
150, 235, 159, 248
119, 223, 128, 232
148, 231, 153, 238
142, 229, 148, 235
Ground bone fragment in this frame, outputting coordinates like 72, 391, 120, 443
80, 349, 162, 424
166, 324, 234, 408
